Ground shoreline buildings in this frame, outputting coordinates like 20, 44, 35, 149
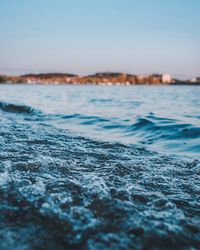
162, 74, 172, 83
0, 72, 199, 85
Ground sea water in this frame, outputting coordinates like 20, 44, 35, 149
0, 85, 199, 249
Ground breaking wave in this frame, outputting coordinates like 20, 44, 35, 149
0, 101, 40, 115
0, 121, 199, 250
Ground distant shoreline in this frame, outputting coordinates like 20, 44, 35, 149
0, 72, 200, 85
1, 82, 200, 86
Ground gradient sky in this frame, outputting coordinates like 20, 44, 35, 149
0, 0, 200, 78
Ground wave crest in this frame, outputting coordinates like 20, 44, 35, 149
0, 101, 40, 115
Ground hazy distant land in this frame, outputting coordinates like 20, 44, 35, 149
0, 72, 200, 85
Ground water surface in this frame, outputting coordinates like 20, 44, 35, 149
0, 85, 199, 249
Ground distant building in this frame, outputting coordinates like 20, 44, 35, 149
162, 74, 171, 83
191, 77, 200, 83
190, 78, 197, 83
148, 74, 162, 84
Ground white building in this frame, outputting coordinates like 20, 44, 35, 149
190, 78, 197, 83
162, 74, 171, 83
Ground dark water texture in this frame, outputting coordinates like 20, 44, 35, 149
0, 85, 199, 249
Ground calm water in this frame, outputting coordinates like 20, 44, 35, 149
0, 85, 199, 249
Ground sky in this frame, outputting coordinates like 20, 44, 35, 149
0, 0, 199, 79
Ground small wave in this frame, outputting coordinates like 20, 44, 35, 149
60, 114, 111, 125
130, 114, 179, 130
129, 115, 200, 139
0, 101, 40, 115
48, 112, 200, 156
131, 117, 155, 128
90, 98, 113, 104
123, 114, 200, 155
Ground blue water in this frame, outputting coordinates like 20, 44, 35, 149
0, 85, 199, 249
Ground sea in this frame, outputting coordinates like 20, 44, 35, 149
0, 84, 199, 250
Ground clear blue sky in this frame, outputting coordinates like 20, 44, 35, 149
0, 0, 199, 78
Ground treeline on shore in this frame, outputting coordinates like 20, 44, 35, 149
0, 73, 199, 85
